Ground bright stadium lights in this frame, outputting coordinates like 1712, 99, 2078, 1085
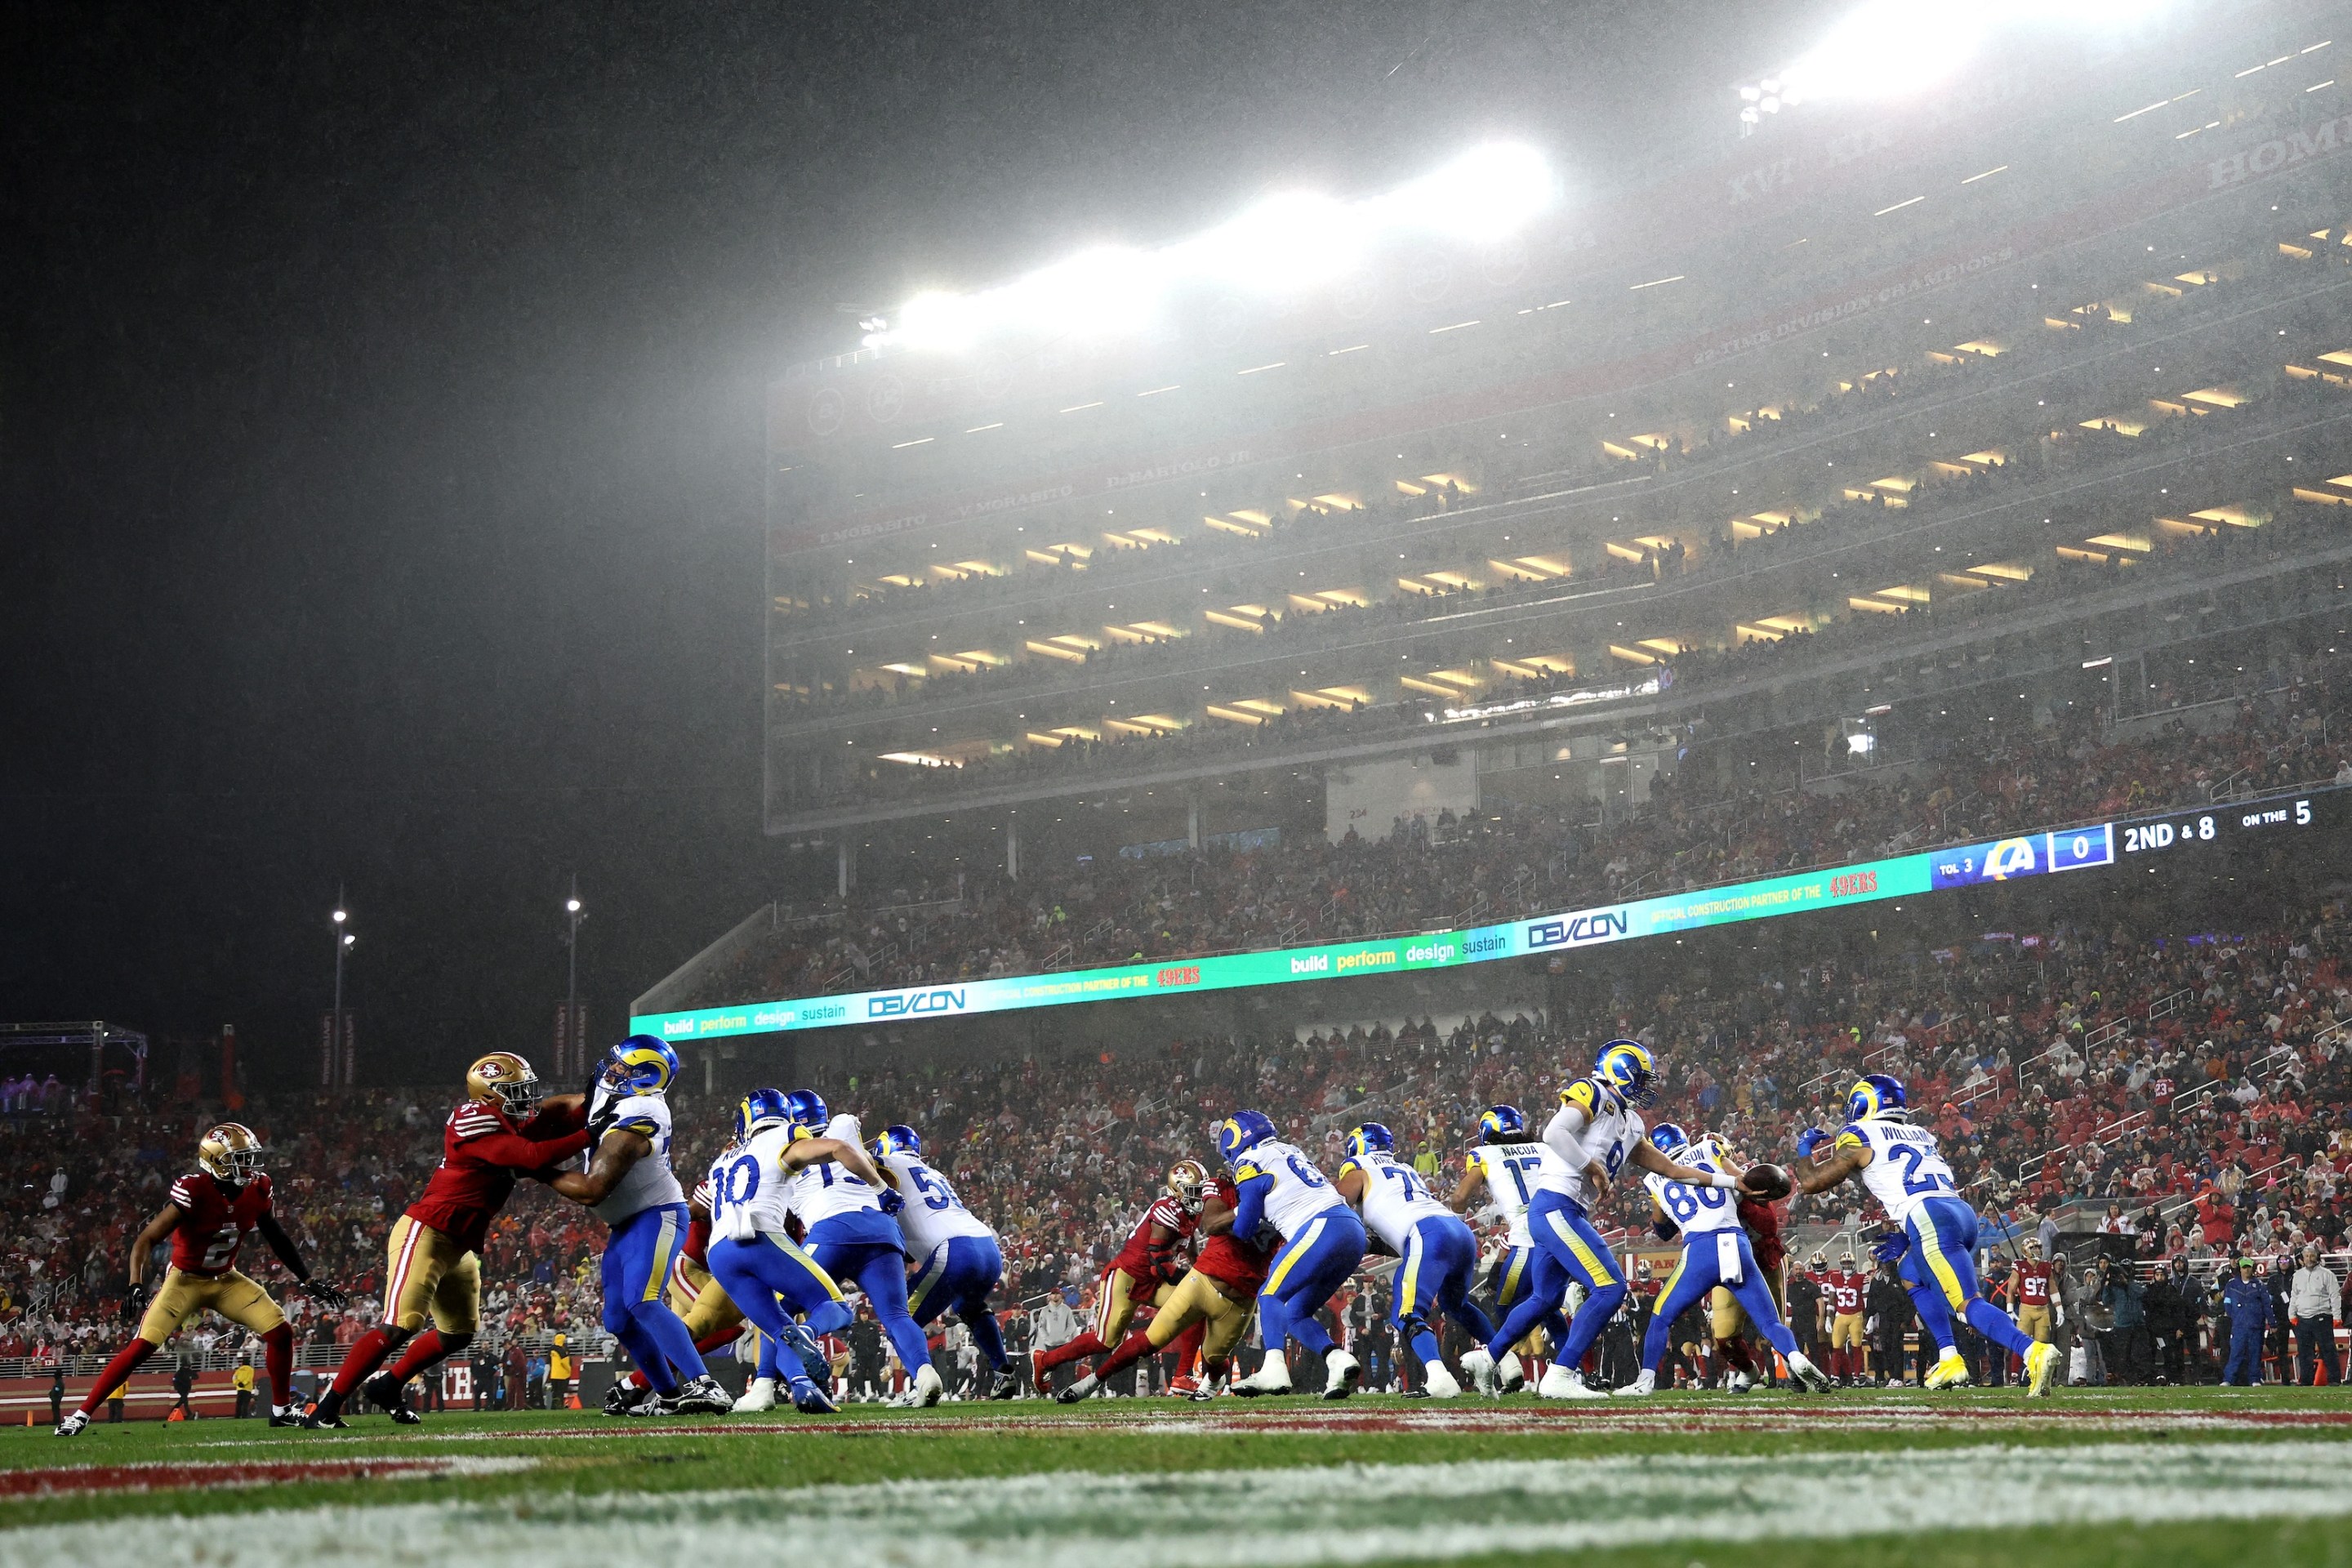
1738, 0, 2186, 127
861, 141, 1556, 353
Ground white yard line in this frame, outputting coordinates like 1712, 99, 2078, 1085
9, 1441, 2352, 1566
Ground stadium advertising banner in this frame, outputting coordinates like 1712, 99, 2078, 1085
633, 819, 2145, 1041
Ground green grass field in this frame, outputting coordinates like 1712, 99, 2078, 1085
2, 1388, 2350, 1566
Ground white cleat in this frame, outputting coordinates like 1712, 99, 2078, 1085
1322, 1348, 1361, 1401
910, 1364, 945, 1408
1232, 1361, 1294, 1398
1787, 1351, 1833, 1393
733, 1377, 778, 1413
1726, 1370, 1752, 1394
1538, 1364, 1606, 1400
1423, 1360, 1461, 1399
1612, 1369, 1656, 1397
1496, 1351, 1526, 1395
1460, 1347, 1499, 1397
52, 1410, 88, 1437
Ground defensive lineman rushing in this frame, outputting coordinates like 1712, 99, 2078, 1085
1790, 1073, 2060, 1396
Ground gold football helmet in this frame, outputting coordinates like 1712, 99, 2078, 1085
196, 1123, 265, 1184
466, 1051, 543, 1120
1167, 1158, 1209, 1214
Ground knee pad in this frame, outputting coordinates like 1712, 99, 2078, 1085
601, 1302, 635, 1334
1586, 1281, 1628, 1315
436, 1331, 475, 1356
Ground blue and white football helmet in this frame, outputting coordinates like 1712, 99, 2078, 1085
1344, 1122, 1394, 1160
782, 1089, 830, 1136
734, 1088, 791, 1141
1478, 1104, 1527, 1141
1848, 1073, 1906, 1121
871, 1124, 921, 1159
1647, 1121, 1690, 1157
1216, 1110, 1276, 1166
600, 1036, 678, 1096
1594, 1039, 1657, 1107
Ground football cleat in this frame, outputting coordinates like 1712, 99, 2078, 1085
1460, 1347, 1499, 1397
52, 1410, 88, 1437
1055, 1374, 1100, 1405
1923, 1354, 1972, 1391
734, 1376, 778, 1413
1186, 1379, 1221, 1401
1423, 1360, 1462, 1400
1321, 1348, 1361, 1401
1165, 1375, 1200, 1397
268, 1406, 305, 1427
363, 1372, 421, 1424
789, 1378, 839, 1414
604, 1380, 658, 1417
1399, 1386, 1431, 1399
1725, 1370, 1752, 1394
299, 1407, 350, 1430
910, 1364, 945, 1408
1496, 1351, 1527, 1394
1612, 1370, 1657, 1397
987, 1367, 1020, 1401
662, 1376, 735, 1415
2025, 1340, 2060, 1398
1538, 1365, 1606, 1400
1231, 1361, 1294, 1397
1786, 1352, 1833, 1393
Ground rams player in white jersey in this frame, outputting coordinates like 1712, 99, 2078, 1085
1790, 1073, 2059, 1396
870, 1123, 1017, 1401
1218, 1109, 1368, 1399
777, 1089, 946, 1406
1477, 1040, 1759, 1398
702, 1088, 859, 1414
549, 1036, 731, 1414
1615, 1124, 1829, 1396
1336, 1123, 1494, 1398
1448, 1103, 1567, 1395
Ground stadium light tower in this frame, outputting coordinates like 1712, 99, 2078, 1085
329, 891, 354, 1092
562, 875, 586, 1076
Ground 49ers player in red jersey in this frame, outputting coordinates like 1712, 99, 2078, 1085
303, 1052, 588, 1428
1031, 1160, 1209, 1392
58, 1124, 344, 1436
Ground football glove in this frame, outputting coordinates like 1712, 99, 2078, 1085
876, 1187, 906, 1216
1794, 1127, 1832, 1160
305, 1280, 349, 1312
125, 1280, 153, 1316
1869, 1228, 1909, 1265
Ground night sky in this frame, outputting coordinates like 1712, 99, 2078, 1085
3, 2, 1811, 1086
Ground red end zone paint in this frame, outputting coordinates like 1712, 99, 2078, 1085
0, 1456, 525, 1497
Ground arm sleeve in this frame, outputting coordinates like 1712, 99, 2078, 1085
1230, 1172, 1273, 1242
461, 1126, 594, 1172
1542, 1103, 1592, 1173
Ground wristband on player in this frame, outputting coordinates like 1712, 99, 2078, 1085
1709, 1171, 1741, 1191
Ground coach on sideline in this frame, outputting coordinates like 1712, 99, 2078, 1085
2287, 1245, 2342, 1385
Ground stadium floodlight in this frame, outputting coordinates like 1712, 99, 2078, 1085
1738, 0, 2188, 124
862, 140, 1554, 353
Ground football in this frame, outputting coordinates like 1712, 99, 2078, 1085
1743, 1162, 1793, 1200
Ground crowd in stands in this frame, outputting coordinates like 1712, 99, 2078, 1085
7, 872, 2348, 1385
701, 657, 2350, 1003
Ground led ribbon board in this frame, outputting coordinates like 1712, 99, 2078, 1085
638, 795, 2339, 1038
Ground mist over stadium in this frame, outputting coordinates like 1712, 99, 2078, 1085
6, 0, 2352, 1560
